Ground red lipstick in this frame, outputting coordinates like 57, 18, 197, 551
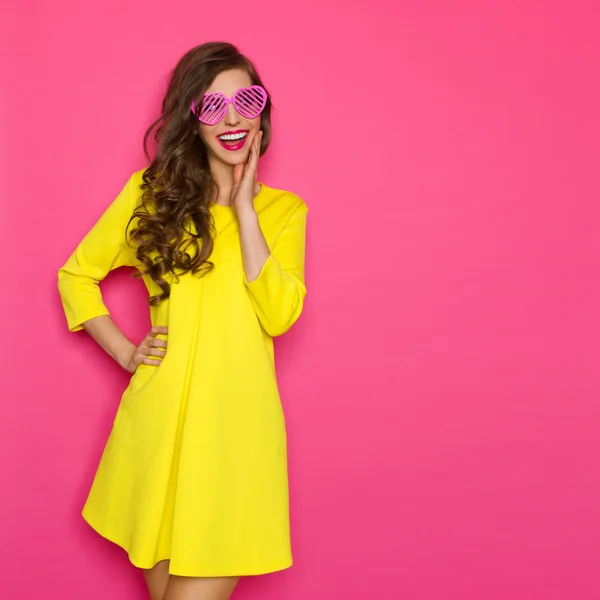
216, 129, 249, 152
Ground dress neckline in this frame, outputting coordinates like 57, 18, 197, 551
212, 183, 265, 210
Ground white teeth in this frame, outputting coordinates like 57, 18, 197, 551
219, 132, 247, 141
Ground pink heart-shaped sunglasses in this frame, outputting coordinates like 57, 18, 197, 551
191, 85, 268, 126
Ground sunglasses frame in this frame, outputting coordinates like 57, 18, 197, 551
191, 85, 268, 125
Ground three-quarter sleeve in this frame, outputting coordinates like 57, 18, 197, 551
244, 201, 308, 337
57, 173, 139, 332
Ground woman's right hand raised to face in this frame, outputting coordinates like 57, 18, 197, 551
123, 326, 168, 374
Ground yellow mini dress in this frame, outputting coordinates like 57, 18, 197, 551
57, 169, 308, 577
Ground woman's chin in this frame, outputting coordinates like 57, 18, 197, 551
213, 148, 250, 166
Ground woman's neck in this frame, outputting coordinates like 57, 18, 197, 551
208, 156, 235, 206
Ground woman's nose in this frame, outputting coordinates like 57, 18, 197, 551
223, 102, 241, 126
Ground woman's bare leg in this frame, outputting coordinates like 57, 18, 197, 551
143, 560, 171, 600
164, 575, 241, 600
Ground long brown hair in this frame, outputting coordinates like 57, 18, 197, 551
127, 42, 273, 305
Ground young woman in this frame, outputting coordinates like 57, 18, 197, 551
57, 42, 308, 600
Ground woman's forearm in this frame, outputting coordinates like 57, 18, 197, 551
237, 206, 271, 282
83, 315, 136, 370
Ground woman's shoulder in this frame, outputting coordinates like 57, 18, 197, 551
129, 167, 149, 189
123, 167, 152, 213
257, 182, 308, 216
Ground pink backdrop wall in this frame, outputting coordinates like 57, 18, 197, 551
2, 1, 599, 598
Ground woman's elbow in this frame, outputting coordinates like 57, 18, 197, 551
262, 293, 306, 337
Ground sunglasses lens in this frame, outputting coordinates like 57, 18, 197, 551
200, 94, 226, 124
234, 86, 267, 119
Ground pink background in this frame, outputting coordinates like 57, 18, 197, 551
2, 1, 599, 598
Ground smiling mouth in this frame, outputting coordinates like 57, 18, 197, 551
217, 130, 249, 151
219, 131, 248, 142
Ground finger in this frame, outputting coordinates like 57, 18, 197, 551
247, 129, 257, 150
256, 130, 263, 157
149, 325, 168, 337
151, 338, 168, 349
233, 163, 245, 187
252, 130, 259, 154
254, 132, 262, 183
141, 357, 162, 366
146, 348, 166, 358
243, 137, 254, 168
139, 340, 156, 354
252, 137, 260, 172
244, 135, 259, 181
